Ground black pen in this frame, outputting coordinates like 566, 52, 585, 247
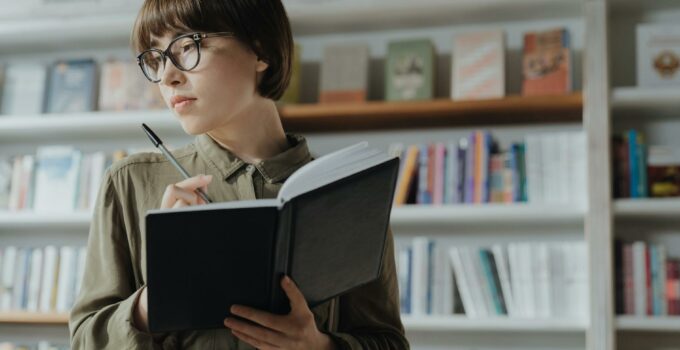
142, 123, 213, 204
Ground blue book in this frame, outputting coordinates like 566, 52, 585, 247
45, 59, 97, 113
426, 241, 435, 314
417, 144, 431, 204
628, 130, 639, 198
650, 245, 660, 315
464, 133, 476, 203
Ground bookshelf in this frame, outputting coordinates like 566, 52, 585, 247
616, 316, 680, 332
0, 0, 636, 349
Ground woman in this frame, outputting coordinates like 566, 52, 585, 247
68, 0, 408, 349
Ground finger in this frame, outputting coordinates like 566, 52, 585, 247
229, 305, 291, 334
197, 185, 209, 205
172, 199, 189, 209
231, 329, 280, 350
161, 185, 198, 208
224, 317, 286, 348
281, 275, 308, 315
175, 174, 213, 190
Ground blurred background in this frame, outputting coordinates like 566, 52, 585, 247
1, 0, 680, 349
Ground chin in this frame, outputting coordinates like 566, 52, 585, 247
178, 116, 211, 136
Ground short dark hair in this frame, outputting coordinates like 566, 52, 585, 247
131, 0, 293, 100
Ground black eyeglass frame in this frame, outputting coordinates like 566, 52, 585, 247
136, 31, 235, 83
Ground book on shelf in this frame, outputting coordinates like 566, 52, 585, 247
44, 59, 97, 114
636, 24, 680, 88
395, 237, 588, 319
647, 146, 680, 197
98, 59, 165, 111
32, 147, 82, 213
521, 28, 572, 96
0, 63, 48, 116
391, 130, 585, 206
385, 38, 435, 101
452, 30, 505, 101
0, 245, 86, 313
615, 239, 680, 316
0, 158, 11, 210
278, 43, 302, 105
144, 142, 398, 332
319, 44, 369, 103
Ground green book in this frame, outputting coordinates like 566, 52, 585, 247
385, 39, 435, 101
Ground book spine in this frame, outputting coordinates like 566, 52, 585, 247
628, 130, 639, 198
269, 202, 294, 314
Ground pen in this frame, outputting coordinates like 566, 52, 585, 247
142, 123, 213, 204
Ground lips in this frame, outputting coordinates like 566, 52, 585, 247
170, 95, 197, 108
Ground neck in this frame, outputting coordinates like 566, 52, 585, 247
206, 97, 288, 164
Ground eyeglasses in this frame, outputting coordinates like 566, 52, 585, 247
136, 32, 235, 83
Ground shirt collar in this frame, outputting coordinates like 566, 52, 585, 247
194, 133, 312, 184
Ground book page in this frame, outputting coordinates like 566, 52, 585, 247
146, 198, 279, 215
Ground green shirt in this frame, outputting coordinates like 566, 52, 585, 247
69, 133, 408, 350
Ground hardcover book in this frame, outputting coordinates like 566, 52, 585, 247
145, 142, 399, 332
521, 28, 572, 96
637, 24, 680, 87
319, 44, 369, 103
45, 59, 97, 114
452, 30, 505, 100
0, 63, 47, 116
385, 39, 435, 101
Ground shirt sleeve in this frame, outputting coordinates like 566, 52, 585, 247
69, 168, 175, 350
325, 226, 410, 350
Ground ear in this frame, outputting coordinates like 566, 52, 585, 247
255, 56, 269, 73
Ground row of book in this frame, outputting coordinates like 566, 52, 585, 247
0, 59, 165, 116
396, 238, 588, 319
613, 130, 680, 198
615, 240, 680, 316
390, 131, 586, 206
315, 27, 572, 104
0, 343, 67, 350
0, 147, 133, 212
0, 245, 87, 313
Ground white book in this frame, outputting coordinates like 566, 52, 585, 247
549, 243, 565, 318
319, 44, 369, 102
33, 146, 82, 213
56, 246, 75, 312
8, 156, 24, 211
508, 243, 524, 318
525, 135, 542, 204
573, 242, 589, 319
410, 237, 430, 315
396, 245, 411, 314
88, 152, 107, 212
632, 241, 647, 316
557, 132, 570, 204
39, 246, 58, 313
519, 243, 535, 318
449, 247, 478, 318
74, 246, 87, 302
12, 248, 29, 310
492, 244, 515, 317
540, 134, 557, 204
461, 247, 490, 317
452, 30, 505, 101
27, 248, 43, 312
432, 243, 454, 315
0, 63, 47, 116
76, 153, 92, 210
569, 132, 587, 208
0, 158, 12, 210
534, 243, 551, 318
636, 24, 680, 87
0, 246, 17, 310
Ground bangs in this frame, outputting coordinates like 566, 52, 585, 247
131, 0, 227, 53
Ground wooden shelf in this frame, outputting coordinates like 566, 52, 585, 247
0, 312, 69, 325
280, 94, 583, 132
614, 198, 680, 219
617, 316, 680, 332
0, 94, 582, 142
402, 315, 587, 332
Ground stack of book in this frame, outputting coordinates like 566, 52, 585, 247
0, 245, 87, 314
390, 130, 586, 206
613, 130, 680, 198
0, 147, 141, 213
396, 238, 588, 319
615, 240, 680, 316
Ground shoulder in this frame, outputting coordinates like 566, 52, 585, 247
108, 142, 196, 179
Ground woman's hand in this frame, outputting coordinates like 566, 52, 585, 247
160, 174, 212, 209
224, 276, 336, 350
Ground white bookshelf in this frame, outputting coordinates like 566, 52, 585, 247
616, 316, 680, 332
0, 0, 612, 349
614, 198, 680, 218
402, 316, 588, 333
612, 87, 680, 110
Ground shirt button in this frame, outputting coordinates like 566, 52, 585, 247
246, 165, 254, 172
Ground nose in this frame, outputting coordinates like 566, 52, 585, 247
159, 58, 186, 87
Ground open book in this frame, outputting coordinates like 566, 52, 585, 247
145, 142, 399, 332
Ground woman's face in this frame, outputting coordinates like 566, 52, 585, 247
150, 31, 268, 135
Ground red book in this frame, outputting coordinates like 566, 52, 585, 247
667, 259, 680, 315
623, 244, 635, 314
